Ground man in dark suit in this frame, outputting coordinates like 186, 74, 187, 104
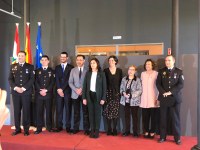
55, 52, 73, 133
156, 55, 184, 145
69, 55, 90, 135
34, 55, 55, 134
8, 51, 34, 136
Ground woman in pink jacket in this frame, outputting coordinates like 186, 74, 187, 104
140, 59, 159, 139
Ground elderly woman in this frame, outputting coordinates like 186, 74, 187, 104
140, 59, 159, 139
120, 65, 142, 137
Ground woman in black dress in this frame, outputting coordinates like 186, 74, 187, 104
103, 56, 122, 136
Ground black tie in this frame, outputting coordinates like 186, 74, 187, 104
44, 68, 46, 70
79, 68, 82, 79
20, 64, 23, 67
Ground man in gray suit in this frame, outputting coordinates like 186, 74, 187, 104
69, 55, 90, 135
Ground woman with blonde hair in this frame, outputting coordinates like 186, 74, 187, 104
120, 65, 142, 137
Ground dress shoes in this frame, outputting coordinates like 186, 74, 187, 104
122, 132, 130, 137
133, 132, 139, 137
34, 130, 42, 134
47, 128, 53, 132
84, 130, 90, 135
144, 132, 149, 138
175, 139, 181, 145
53, 128, 63, 132
149, 133, 155, 139
24, 131, 30, 136
158, 138, 166, 143
89, 130, 95, 138
66, 128, 72, 133
11, 130, 21, 136
107, 130, 112, 136
94, 130, 99, 138
113, 129, 118, 136
72, 130, 79, 134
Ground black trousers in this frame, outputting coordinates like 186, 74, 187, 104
88, 91, 101, 130
36, 95, 52, 130
124, 103, 139, 133
72, 96, 90, 130
160, 103, 181, 140
12, 94, 31, 132
82, 100, 90, 131
142, 108, 157, 133
56, 94, 72, 129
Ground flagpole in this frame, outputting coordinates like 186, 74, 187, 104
24, 0, 30, 50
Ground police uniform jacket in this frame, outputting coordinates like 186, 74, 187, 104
8, 63, 35, 95
35, 67, 55, 98
156, 67, 184, 104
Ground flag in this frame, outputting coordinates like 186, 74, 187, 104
35, 22, 43, 69
25, 23, 32, 64
12, 23, 20, 64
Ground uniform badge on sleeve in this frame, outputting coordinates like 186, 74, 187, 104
33, 71, 35, 74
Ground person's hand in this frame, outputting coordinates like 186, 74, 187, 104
15, 87, 23, 93
123, 92, 129, 99
40, 89, 47, 96
83, 99, 87, 105
163, 91, 172, 97
57, 88, 64, 97
76, 88, 82, 95
100, 100, 105, 105
155, 100, 159, 106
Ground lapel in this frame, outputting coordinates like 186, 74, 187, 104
75, 67, 80, 80
88, 71, 92, 89
83, 66, 87, 74
95, 71, 101, 90
64, 64, 70, 75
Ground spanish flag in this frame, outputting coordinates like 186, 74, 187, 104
12, 23, 20, 64
25, 22, 32, 64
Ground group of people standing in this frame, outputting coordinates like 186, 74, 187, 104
8, 51, 184, 145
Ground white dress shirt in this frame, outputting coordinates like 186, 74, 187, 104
90, 72, 97, 92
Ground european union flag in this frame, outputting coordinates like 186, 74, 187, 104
35, 23, 43, 69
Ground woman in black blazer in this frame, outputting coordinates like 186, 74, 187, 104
82, 58, 107, 138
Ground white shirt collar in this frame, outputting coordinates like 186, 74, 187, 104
61, 63, 67, 66
78, 65, 84, 71
42, 66, 48, 70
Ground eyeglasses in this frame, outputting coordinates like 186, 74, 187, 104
128, 69, 135, 71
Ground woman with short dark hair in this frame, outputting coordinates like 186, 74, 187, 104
140, 59, 159, 139
103, 55, 122, 136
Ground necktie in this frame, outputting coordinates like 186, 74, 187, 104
79, 68, 82, 79
62, 64, 65, 73
44, 68, 46, 70
20, 64, 23, 67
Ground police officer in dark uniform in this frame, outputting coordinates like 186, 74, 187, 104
156, 55, 184, 145
34, 55, 55, 134
8, 51, 34, 136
